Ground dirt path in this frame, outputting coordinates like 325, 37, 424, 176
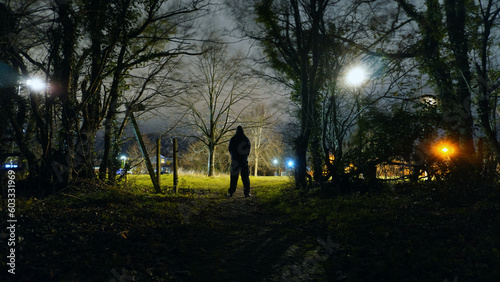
170, 188, 337, 281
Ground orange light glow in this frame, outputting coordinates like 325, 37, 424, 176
434, 141, 455, 158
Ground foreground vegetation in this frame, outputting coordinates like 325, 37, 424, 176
258, 180, 500, 281
2, 175, 500, 281
2, 175, 291, 281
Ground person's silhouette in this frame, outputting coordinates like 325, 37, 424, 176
227, 126, 251, 197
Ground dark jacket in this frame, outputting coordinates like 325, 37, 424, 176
228, 126, 251, 162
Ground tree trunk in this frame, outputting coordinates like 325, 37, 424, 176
295, 133, 310, 188
445, 0, 475, 159
55, 2, 78, 186
99, 41, 127, 181
208, 144, 216, 176
99, 124, 111, 181
75, 129, 97, 180
477, 1, 500, 166
99, 96, 120, 182
254, 150, 259, 176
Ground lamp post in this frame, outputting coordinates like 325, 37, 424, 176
272, 158, 279, 176
344, 65, 369, 179
120, 155, 127, 168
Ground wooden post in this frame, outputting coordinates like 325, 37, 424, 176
156, 138, 161, 189
129, 112, 161, 193
173, 138, 178, 193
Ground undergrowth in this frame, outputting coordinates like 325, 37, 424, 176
3, 175, 287, 281
258, 180, 500, 281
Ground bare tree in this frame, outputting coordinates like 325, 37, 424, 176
180, 38, 259, 176
242, 103, 283, 176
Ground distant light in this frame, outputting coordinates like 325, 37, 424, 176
424, 96, 437, 105
441, 147, 449, 153
120, 155, 127, 160
345, 66, 368, 87
287, 160, 294, 168
273, 159, 279, 165
25, 77, 46, 91
5, 164, 18, 169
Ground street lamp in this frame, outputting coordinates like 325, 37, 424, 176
17, 76, 47, 96
120, 155, 127, 168
25, 78, 46, 91
272, 158, 279, 176
345, 65, 368, 87
438, 145, 454, 158
434, 141, 456, 160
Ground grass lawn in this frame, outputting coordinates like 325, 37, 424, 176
124, 173, 292, 194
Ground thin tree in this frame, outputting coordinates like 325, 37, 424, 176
181, 38, 258, 176
242, 103, 282, 176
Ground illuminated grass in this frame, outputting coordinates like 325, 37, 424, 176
123, 174, 290, 194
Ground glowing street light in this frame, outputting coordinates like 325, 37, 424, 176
17, 77, 47, 96
345, 66, 368, 87
120, 155, 127, 167
272, 158, 279, 176
435, 141, 455, 159
25, 77, 46, 91
439, 146, 453, 157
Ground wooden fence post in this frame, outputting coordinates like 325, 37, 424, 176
173, 138, 178, 193
157, 138, 161, 189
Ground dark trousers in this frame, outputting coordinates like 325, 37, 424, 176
228, 160, 250, 195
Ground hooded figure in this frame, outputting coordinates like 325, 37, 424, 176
228, 126, 251, 197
